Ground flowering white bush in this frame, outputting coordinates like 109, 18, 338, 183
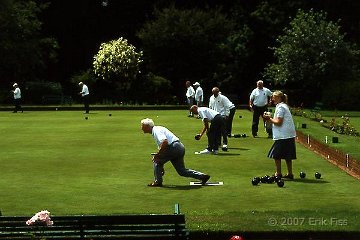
26, 210, 53, 226
93, 37, 143, 81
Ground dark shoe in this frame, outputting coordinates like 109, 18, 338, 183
201, 175, 210, 185
147, 181, 163, 187
274, 173, 282, 178
273, 173, 282, 182
283, 174, 294, 180
252, 134, 257, 138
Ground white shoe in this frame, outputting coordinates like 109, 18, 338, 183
213, 150, 219, 155
222, 144, 228, 151
198, 149, 211, 154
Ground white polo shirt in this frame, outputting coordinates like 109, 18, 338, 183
272, 102, 296, 140
81, 84, 89, 96
194, 86, 203, 102
197, 107, 219, 122
13, 87, 21, 99
250, 87, 272, 107
209, 94, 235, 117
186, 86, 195, 98
152, 126, 179, 148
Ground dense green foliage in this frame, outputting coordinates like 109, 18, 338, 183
264, 9, 360, 108
137, 5, 238, 95
1, 1, 360, 107
0, 0, 58, 87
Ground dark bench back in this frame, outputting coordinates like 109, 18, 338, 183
0, 214, 187, 239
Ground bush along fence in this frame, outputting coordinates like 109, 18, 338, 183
296, 131, 360, 179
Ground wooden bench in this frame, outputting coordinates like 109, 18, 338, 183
0, 206, 188, 239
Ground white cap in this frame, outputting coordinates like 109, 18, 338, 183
13, 83, 18, 87
193, 82, 200, 86
78, 82, 83, 85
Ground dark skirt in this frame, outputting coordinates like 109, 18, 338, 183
268, 138, 296, 160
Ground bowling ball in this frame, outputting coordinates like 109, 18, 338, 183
315, 172, 321, 179
251, 177, 260, 186
277, 180, 285, 187
195, 134, 201, 140
260, 176, 267, 183
266, 176, 275, 184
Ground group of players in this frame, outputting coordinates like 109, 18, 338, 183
186, 80, 272, 155
11, 80, 295, 187
141, 79, 297, 187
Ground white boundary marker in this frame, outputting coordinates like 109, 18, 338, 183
190, 181, 224, 186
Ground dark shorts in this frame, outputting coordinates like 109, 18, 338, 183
268, 138, 296, 160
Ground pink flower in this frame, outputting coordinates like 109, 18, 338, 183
26, 210, 53, 226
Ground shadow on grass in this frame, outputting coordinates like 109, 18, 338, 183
227, 147, 250, 151
290, 178, 330, 184
217, 152, 241, 156
162, 185, 202, 190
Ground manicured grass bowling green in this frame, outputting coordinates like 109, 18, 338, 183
292, 110, 360, 158
0, 110, 359, 232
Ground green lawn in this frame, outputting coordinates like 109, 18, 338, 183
292, 110, 360, 159
0, 110, 359, 232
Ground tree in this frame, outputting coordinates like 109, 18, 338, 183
137, 5, 235, 99
93, 37, 143, 101
0, 0, 58, 88
264, 9, 360, 107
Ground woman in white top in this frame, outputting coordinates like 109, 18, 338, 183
263, 91, 296, 179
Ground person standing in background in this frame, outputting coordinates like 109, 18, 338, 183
12, 83, 23, 113
249, 80, 272, 138
193, 82, 204, 107
78, 82, 90, 114
185, 80, 195, 117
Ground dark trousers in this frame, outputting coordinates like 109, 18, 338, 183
226, 107, 236, 136
207, 114, 224, 151
154, 141, 206, 183
252, 105, 267, 136
83, 95, 90, 113
187, 97, 194, 115
13, 98, 22, 113
217, 108, 235, 145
